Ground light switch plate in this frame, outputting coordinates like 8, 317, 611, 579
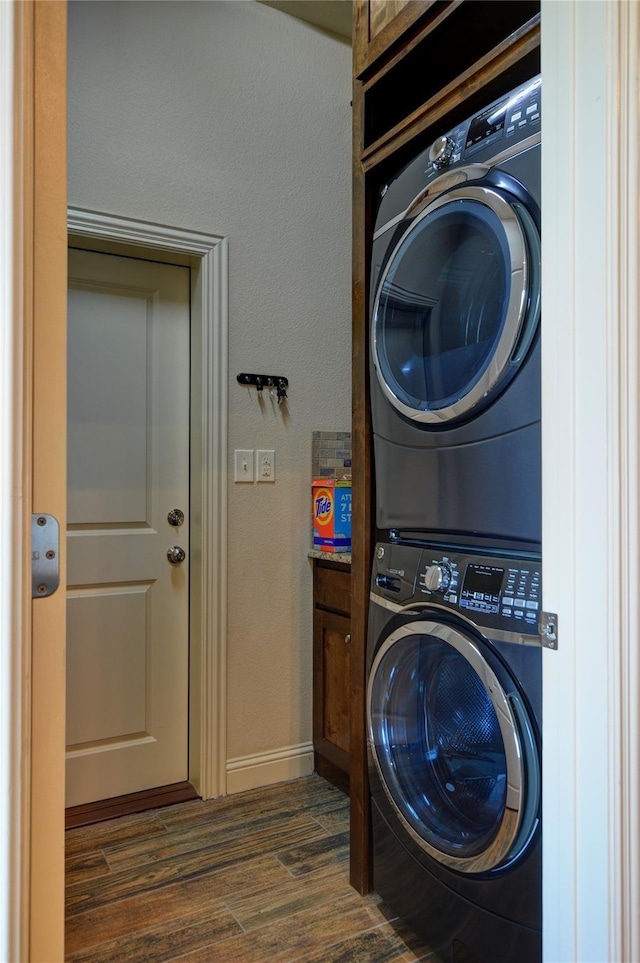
256, 449, 275, 482
234, 449, 254, 482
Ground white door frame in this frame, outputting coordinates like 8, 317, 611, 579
541, 2, 639, 961
67, 207, 228, 801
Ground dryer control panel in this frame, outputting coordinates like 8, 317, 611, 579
463, 76, 541, 159
372, 542, 542, 640
374, 75, 541, 236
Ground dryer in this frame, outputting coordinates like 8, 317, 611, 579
368, 539, 542, 963
370, 77, 541, 549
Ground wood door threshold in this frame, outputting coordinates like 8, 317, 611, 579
65, 781, 200, 829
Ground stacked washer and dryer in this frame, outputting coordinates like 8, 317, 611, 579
366, 77, 543, 963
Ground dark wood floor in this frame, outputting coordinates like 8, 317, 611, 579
65, 774, 440, 962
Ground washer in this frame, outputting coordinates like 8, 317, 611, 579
368, 539, 542, 963
370, 77, 541, 549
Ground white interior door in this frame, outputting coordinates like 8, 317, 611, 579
66, 248, 190, 807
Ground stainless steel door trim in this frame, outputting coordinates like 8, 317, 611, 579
373, 164, 490, 241
369, 592, 404, 614
372, 212, 405, 243
372, 131, 541, 242
404, 164, 489, 219
483, 130, 540, 170
372, 183, 540, 425
367, 617, 532, 873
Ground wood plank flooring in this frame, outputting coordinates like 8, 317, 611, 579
65, 774, 440, 962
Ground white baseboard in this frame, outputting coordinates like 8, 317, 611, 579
225, 742, 314, 795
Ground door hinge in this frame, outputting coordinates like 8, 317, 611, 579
538, 610, 558, 650
32, 514, 60, 599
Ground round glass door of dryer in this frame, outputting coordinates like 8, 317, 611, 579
371, 183, 540, 425
367, 619, 540, 874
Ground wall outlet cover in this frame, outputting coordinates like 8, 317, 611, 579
256, 449, 275, 482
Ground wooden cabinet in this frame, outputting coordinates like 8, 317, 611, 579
353, 0, 432, 77
313, 558, 351, 783
354, 0, 540, 170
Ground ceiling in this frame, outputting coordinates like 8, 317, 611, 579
259, 1, 353, 42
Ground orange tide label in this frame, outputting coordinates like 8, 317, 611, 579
313, 488, 334, 527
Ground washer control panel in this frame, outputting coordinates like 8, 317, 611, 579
372, 542, 542, 638
419, 550, 541, 633
420, 554, 460, 598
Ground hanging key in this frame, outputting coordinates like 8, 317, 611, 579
256, 376, 264, 394
277, 379, 287, 404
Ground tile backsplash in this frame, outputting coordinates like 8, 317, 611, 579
312, 430, 352, 479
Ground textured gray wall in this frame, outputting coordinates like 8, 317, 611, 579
68, 0, 352, 771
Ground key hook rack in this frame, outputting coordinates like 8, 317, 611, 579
237, 373, 289, 403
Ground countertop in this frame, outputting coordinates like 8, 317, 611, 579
308, 549, 351, 565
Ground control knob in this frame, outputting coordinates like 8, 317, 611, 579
428, 135, 454, 169
423, 563, 451, 593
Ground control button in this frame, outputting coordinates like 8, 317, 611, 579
515, 599, 526, 608
423, 563, 451, 593
502, 608, 512, 617
511, 111, 522, 122
526, 103, 538, 114
428, 135, 454, 170
530, 113, 540, 121
526, 600, 539, 610
503, 597, 514, 606
518, 120, 528, 128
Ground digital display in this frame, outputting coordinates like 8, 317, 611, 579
466, 100, 508, 150
463, 565, 504, 596
460, 565, 504, 614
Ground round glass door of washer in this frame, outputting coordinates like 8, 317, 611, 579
367, 619, 540, 874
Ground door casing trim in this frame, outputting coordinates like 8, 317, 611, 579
67, 207, 228, 800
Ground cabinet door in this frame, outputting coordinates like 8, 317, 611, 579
354, 0, 436, 76
370, 0, 414, 39
314, 609, 351, 772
